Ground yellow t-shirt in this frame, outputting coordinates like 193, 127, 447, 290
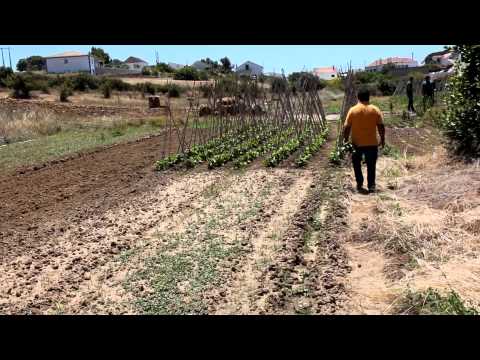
345, 102, 383, 146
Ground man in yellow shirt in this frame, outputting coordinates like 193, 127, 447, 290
343, 88, 385, 193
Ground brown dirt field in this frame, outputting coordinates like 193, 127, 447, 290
2, 112, 465, 315
0, 118, 354, 314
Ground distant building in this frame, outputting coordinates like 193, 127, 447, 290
235, 61, 264, 77
265, 72, 283, 78
365, 57, 418, 72
312, 66, 338, 80
191, 60, 210, 71
124, 56, 149, 72
424, 50, 457, 68
168, 62, 185, 70
44, 51, 100, 75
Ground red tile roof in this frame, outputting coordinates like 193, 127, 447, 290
313, 66, 336, 74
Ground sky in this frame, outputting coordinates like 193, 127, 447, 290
0, 45, 445, 74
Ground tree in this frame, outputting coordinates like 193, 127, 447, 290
220, 57, 233, 73
91, 47, 111, 64
16, 56, 45, 72
106, 59, 128, 69
0, 66, 14, 87
443, 45, 480, 157
288, 72, 325, 91
17, 59, 27, 72
156, 62, 175, 73
173, 66, 200, 81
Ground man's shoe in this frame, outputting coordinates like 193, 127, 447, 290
357, 185, 369, 194
368, 186, 376, 194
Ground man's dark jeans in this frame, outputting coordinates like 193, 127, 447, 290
352, 145, 378, 190
407, 95, 415, 112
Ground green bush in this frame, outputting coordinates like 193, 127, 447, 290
443, 45, 480, 157
101, 81, 112, 98
173, 66, 200, 80
156, 63, 175, 73
47, 75, 67, 88
5, 74, 32, 99
271, 77, 288, 94
143, 82, 156, 95
325, 77, 344, 91
0, 66, 14, 87
103, 78, 132, 91
59, 84, 73, 102
71, 73, 99, 91
378, 79, 396, 96
168, 86, 180, 98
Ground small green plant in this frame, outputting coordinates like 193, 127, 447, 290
59, 84, 73, 102
111, 128, 124, 137
167, 86, 180, 98
143, 82, 156, 95
329, 141, 354, 165
381, 143, 401, 159
394, 288, 479, 315
101, 81, 112, 99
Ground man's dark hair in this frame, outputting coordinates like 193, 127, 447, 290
409, 76, 414, 81
357, 88, 370, 102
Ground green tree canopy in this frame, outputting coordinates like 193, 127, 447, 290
220, 57, 233, 73
16, 56, 45, 72
91, 47, 111, 64
443, 45, 480, 157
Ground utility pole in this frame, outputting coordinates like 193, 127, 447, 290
0, 47, 12, 69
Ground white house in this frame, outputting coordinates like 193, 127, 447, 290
312, 66, 338, 80
124, 56, 149, 72
365, 57, 418, 72
44, 51, 99, 75
431, 52, 457, 67
236, 61, 263, 77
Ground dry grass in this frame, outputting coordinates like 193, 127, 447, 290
0, 108, 65, 143
349, 147, 480, 274
71, 91, 147, 108
0, 107, 166, 144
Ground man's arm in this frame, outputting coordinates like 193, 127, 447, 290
377, 123, 385, 148
343, 124, 351, 144
343, 109, 353, 143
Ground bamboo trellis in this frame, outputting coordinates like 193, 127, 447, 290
158, 75, 328, 160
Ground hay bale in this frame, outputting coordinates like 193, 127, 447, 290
148, 96, 161, 108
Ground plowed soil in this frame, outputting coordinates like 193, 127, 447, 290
0, 119, 355, 314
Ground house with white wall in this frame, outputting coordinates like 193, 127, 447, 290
124, 57, 149, 72
44, 51, 99, 74
312, 66, 338, 80
365, 57, 418, 72
235, 61, 263, 77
